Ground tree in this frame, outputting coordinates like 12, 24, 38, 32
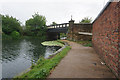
51, 22, 57, 25
79, 17, 92, 23
0, 14, 2, 34
25, 13, 47, 40
2, 15, 22, 35
23, 26, 35, 36
26, 13, 46, 28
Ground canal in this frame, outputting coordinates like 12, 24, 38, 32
2, 38, 60, 78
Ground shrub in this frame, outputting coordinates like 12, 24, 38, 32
10, 31, 20, 39
2, 33, 12, 40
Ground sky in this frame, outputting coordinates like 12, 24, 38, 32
0, 0, 110, 25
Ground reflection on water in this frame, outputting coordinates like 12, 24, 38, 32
2, 38, 60, 78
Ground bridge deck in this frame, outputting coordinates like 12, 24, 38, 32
47, 23, 69, 33
47, 23, 69, 29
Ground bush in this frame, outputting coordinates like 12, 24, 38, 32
10, 31, 20, 39
2, 33, 12, 40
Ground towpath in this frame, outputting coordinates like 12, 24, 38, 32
48, 40, 115, 78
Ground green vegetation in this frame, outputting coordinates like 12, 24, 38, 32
10, 31, 20, 39
76, 40, 92, 47
26, 13, 46, 27
2, 15, 23, 40
57, 40, 66, 45
60, 33, 66, 38
24, 13, 47, 41
68, 39, 92, 47
41, 41, 64, 47
51, 22, 57, 25
15, 46, 71, 79
2, 15, 22, 35
2, 33, 12, 40
2, 13, 47, 41
79, 17, 92, 23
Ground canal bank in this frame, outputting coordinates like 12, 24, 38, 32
2, 38, 62, 78
15, 40, 71, 78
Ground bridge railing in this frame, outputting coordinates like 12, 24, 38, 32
47, 23, 69, 29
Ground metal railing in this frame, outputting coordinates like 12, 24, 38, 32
47, 23, 69, 29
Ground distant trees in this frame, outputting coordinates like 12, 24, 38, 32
2, 13, 47, 40
1, 13, 47, 40
2, 15, 23, 39
51, 22, 57, 25
26, 13, 46, 28
2, 15, 22, 34
0, 14, 2, 34
24, 13, 47, 40
79, 17, 92, 23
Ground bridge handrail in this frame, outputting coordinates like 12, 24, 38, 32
47, 23, 69, 29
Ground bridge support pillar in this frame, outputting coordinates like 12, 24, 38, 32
68, 19, 74, 40
57, 33, 60, 39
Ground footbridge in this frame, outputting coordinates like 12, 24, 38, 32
47, 23, 69, 40
47, 23, 69, 33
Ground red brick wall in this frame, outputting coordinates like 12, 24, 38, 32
73, 24, 92, 33
118, 1, 120, 77
72, 24, 92, 41
92, 2, 120, 77
67, 23, 92, 41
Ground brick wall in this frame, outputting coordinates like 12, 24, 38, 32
67, 21, 92, 41
118, 1, 120, 78
92, 2, 120, 77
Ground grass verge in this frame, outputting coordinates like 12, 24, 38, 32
15, 46, 71, 79
76, 40, 92, 47
68, 39, 92, 47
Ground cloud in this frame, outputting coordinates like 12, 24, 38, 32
0, 0, 109, 25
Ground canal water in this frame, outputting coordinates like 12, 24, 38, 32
2, 38, 61, 78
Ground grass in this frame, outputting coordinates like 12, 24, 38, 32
76, 40, 92, 47
67, 38, 92, 47
41, 41, 64, 47
15, 46, 71, 79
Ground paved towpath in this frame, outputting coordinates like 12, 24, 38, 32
48, 40, 115, 78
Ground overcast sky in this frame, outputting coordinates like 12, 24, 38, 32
0, 0, 110, 25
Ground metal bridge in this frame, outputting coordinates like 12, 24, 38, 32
47, 23, 69, 33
